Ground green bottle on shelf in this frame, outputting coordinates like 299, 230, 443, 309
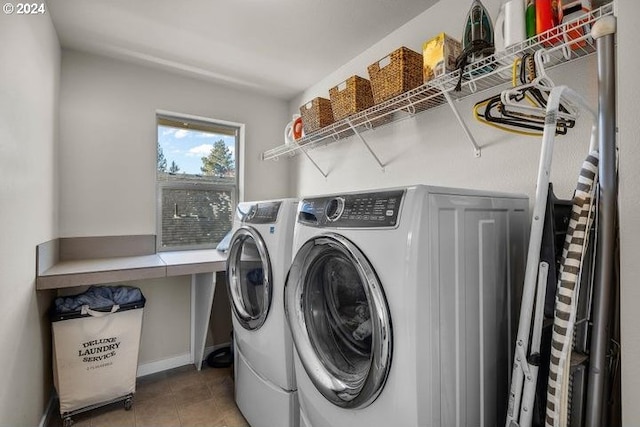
526, 0, 536, 38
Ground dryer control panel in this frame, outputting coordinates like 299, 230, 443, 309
298, 189, 404, 228
236, 201, 281, 224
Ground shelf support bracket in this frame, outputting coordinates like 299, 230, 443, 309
345, 118, 385, 170
299, 146, 328, 178
441, 87, 482, 158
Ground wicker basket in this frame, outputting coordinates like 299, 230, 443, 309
329, 76, 374, 121
367, 46, 423, 104
299, 97, 334, 133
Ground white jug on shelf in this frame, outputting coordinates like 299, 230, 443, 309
495, 0, 526, 51
284, 114, 303, 146
494, 0, 527, 78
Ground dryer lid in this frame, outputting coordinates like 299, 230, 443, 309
285, 233, 392, 408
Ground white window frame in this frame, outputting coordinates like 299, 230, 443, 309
155, 110, 245, 252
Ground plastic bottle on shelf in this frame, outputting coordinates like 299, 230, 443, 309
495, 0, 526, 50
526, 0, 536, 38
536, 0, 563, 45
494, 0, 527, 78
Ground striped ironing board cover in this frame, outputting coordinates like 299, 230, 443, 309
545, 151, 599, 427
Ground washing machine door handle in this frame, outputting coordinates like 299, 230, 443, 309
226, 226, 273, 330
285, 233, 392, 409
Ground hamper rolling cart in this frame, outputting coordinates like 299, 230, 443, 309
51, 286, 146, 427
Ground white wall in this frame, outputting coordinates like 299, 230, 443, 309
615, 1, 640, 423
0, 12, 60, 427
286, 0, 638, 422
58, 49, 292, 368
136, 277, 191, 364
59, 49, 292, 238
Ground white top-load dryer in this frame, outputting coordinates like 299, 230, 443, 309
284, 185, 529, 427
226, 198, 299, 427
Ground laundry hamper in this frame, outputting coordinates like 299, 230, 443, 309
51, 286, 146, 427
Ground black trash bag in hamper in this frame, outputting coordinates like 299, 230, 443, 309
53, 285, 145, 318
50, 285, 146, 415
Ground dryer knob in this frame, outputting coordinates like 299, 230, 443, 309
245, 205, 257, 221
325, 197, 345, 222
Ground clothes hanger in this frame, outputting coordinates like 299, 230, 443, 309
473, 54, 573, 136
474, 95, 571, 136
500, 49, 579, 121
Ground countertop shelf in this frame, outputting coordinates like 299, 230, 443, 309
36, 249, 227, 290
262, 3, 614, 162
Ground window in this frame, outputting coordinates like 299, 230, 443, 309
156, 113, 240, 251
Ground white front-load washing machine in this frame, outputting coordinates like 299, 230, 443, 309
226, 198, 299, 427
284, 185, 529, 427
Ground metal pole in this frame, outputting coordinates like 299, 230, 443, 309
585, 16, 617, 427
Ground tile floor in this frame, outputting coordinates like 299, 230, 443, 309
49, 364, 249, 427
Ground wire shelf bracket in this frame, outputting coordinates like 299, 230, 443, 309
300, 147, 328, 178
345, 118, 386, 171
441, 87, 482, 157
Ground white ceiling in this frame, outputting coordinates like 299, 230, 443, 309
47, 0, 439, 100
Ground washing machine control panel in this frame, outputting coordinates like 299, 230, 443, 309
298, 190, 404, 228
236, 201, 281, 224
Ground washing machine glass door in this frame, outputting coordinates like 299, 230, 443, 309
285, 233, 392, 409
226, 226, 272, 330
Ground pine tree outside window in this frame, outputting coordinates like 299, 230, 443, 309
156, 112, 241, 251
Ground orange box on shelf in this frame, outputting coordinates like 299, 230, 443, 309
329, 75, 374, 121
299, 97, 334, 134
367, 46, 423, 104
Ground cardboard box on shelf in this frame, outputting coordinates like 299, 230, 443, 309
422, 33, 462, 82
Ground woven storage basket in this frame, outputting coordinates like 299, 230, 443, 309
300, 97, 334, 133
329, 76, 374, 121
367, 46, 423, 104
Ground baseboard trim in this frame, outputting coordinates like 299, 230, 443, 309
137, 352, 192, 377
136, 342, 231, 377
38, 392, 56, 427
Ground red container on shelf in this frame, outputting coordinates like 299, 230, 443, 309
536, 0, 563, 46
562, 1, 593, 50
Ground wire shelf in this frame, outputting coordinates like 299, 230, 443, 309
262, 3, 614, 161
